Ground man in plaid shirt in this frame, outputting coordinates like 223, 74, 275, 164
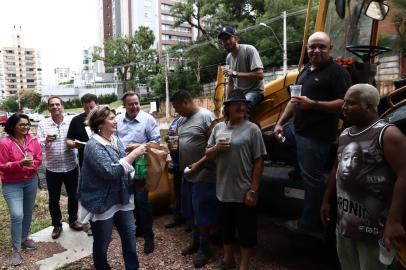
37, 96, 83, 239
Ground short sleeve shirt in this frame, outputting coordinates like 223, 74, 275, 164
178, 108, 216, 183
226, 44, 264, 93
208, 120, 267, 202
67, 112, 89, 167
294, 58, 352, 142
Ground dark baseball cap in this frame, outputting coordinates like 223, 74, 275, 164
218, 26, 236, 39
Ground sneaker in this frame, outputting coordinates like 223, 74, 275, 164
69, 220, 83, 231
181, 243, 199, 256
11, 249, 22, 266
144, 237, 154, 254
285, 220, 319, 233
51, 226, 63, 239
192, 249, 211, 268
21, 239, 37, 250
214, 260, 236, 270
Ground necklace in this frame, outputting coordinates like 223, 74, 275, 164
100, 134, 113, 143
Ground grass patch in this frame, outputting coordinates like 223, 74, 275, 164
0, 185, 68, 246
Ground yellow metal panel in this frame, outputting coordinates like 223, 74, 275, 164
314, 0, 329, 32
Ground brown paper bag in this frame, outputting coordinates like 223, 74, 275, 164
145, 142, 169, 192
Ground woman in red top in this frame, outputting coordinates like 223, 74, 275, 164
0, 113, 42, 266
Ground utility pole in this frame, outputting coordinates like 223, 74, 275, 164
282, 11, 288, 75
165, 53, 170, 118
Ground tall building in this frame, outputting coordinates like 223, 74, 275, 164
158, 0, 193, 53
0, 26, 42, 100
98, 0, 194, 53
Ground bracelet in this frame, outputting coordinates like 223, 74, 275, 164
312, 100, 320, 110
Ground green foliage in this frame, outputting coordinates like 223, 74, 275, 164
63, 99, 81, 109
1, 96, 19, 112
0, 91, 42, 112
37, 102, 48, 113
93, 26, 158, 92
20, 90, 42, 110
97, 93, 118, 104
389, 0, 406, 54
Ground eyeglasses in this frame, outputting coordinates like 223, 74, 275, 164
18, 124, 31, 128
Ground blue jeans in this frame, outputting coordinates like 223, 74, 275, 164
272, 123, 330, 225
2, 177, 38, 249
90, 210, 139, 270
245, 91, 263, 112
134, 188, 154, 240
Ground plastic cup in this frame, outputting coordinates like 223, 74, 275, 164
379, 238, 396, 265
217, 130, 232, 143
290, 85, 302, 97
168, 135, 179, 150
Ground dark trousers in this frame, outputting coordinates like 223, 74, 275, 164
134, 187, 154, 240
173, 168, 183, 221
46, 167, 79, 227
90, 210, 139, 270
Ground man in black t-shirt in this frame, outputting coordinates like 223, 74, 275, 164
273, 32, 352, 230
66, 93, 97, 167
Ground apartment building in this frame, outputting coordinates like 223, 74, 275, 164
0, 27, 42, 100
99, 0, 194, 53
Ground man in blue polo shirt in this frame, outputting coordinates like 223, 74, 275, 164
116, 91, 160, 254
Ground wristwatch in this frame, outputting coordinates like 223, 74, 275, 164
231, 71, 238, 78
248, 189, 257, 199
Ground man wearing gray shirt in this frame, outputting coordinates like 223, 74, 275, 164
170, 90, 218, 268
218, 26, 264, 111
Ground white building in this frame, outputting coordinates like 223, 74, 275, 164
0, 26, 42, 100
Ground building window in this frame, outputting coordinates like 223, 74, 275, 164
161, 4, 172, 11
144, 11, 152, 18
144, 0, 152, 7
162, 24, 191, 33
161, 14, 176, 21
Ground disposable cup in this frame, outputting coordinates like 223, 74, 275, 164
379, 238, 396, 265
217, 130, 232, 143
168, 135, 179, 150
290, 85, 302, 97
221, 65, 230, 72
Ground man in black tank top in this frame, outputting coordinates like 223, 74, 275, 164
321, 84, 406, 270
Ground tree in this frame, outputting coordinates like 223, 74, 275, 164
1, 96, 19, 112
390, 0, 406, 55
20, 90, 41, 109
93, 26, 158, 93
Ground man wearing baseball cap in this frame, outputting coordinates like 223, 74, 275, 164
218, 26, 265, 112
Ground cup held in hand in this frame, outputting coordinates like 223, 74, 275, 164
290, 85, 302, 97
379, 238, 396, 265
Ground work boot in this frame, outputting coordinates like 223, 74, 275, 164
192, 248, 211, 268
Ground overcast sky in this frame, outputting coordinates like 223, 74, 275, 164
0, 0, 99, 85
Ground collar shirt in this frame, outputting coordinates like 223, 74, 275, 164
37, 116, 77, 172
116, 110, 160, 147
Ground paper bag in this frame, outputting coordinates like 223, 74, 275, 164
145, 143, 169, 192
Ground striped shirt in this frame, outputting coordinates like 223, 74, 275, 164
37, 116, 77, 172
